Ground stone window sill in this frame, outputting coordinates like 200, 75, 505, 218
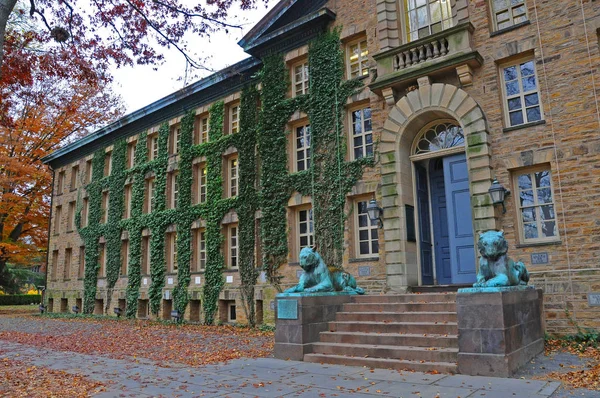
490, 20, 531, 38
349, 256, 379, 263
224, 269, 239, 273
515, 240, 561, 249
503, 120, 546, 133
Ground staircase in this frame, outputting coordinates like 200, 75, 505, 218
304, 293, 459, 373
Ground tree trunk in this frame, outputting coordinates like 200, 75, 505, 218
0, 0, 17, 73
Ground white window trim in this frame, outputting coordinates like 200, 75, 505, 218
297, 207, 314, 253
229, 157, 238, 197
150, 135, 159, 160
292, 60, 309, 97
167, 232, 178, 273
349, 106, 373, 160
200, 116, 209, 144
121, 240, 129, 276
229, 104, 240, 134
346, 38, 369, 79
195, 228, 206, 271
355, 199, 379, 258
124, 184, 132, 219
228, 224, 238, 268
399, 0, 453, 43
196, 164, 207, 204
513, 166, 559, 244
294, 124, 311, 172
127, 141, 136, 169
500, 56, 544, 127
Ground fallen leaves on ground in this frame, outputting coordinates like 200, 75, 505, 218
538, 339, 600, 391
0, 357, 105, 397
0, 316, 274, 367
0, 306, 38, 316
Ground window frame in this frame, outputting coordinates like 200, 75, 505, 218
346, 38, 369, 79
101, 191, 109, 223
64, 247, 72, 280
228, 156, 239, 198
354, 199, 380, 258
192, 227, 206, 272
104, 151, 112, 177
57, 171, 65, 194
400, 0, 453, 43
78, 246, 85, 279
67, 201, 76, 232
166, 231, 178, 273
229, 104, 240, 135
500, 56, 544, 128
127, 140, 137, 169
70, 165, 79, 190
98, 242, 106, 277
512, 166, 559, 244
294, 123, 311, 172
490, 0, 528, 31
292, 60, 309, 97
124, 184, 132, 219
54, 205, 62, 235
227, 224, 238, 269
121, 239, 129, 276
297, 207, 314, 253
349, 106, 374, 160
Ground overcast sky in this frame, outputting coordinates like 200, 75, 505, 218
111, 1, 276, 113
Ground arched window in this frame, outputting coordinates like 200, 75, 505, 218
413, 121, 465, 155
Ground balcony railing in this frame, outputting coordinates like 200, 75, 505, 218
370, 22, 482, 92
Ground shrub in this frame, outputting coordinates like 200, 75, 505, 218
0, 294, 42, 305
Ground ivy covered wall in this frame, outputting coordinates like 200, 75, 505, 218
75, 30, 374, 324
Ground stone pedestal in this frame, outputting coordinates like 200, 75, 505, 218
274, 293, 353, 361
457, 286, 544, 377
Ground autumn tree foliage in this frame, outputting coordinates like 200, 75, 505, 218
0, 20, 122, 289
0, 0, 264, 74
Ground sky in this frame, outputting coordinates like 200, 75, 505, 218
110, 1, 276, 113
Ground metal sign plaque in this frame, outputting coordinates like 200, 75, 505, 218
531, 252, 549, 265
588, 293, 600, 307
277, 299, 298, 320
358, 266, 371, 277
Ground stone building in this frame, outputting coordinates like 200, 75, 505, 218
43, 0, 600, 334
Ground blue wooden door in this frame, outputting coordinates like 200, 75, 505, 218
429, 160, 452, 285
443, 153, 477, 284
415, 164, 434, 285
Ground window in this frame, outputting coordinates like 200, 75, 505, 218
141, 236, 150, 275
293, 61, 309, 96
78, 246, 85, 279
491, 0, 527, 31
229, 104, 239, 134
70, 165, 79, 190
67, 201, 76, 232
355, 200, 379, 257
121, 240, 129, 275
501, 59, 542, 127
82, 198, 89, 228
57, 171, 65, 194
404, 0, 452, 42
228, 225, 238, 268
168, 172, 179, 209
413, 121, 464, 155
148, 134, 159, 160
194, 164, 207, 204
54, 205, 62, 235
228, 157, 238, 197
166, 232, 178, 273
295, 124, 311, 172
145, 178, 155, 213
351, 107, 373, 159
298, 208, 314, 250
514, 167, 558, 243
170, 127, 181, 154
347, 39, 369, 78
193, 228, 206, 271
104, 151, 112, 176
124, 184, 132, 219
85, 160, 92, 184
51, 250, 58, 281
64, 248, 72, 280
99, 242, 106, 277
196, 116, 209, 145
101, 191, 109, 223
127, 141, 137, 169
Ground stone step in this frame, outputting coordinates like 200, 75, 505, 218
311, 342, 458, 362
410, 284, 472, 293
335, 311, 457, 323
343, 302, 457, 313
303, 353, 458, 373
319, 331, 458, 348
329, 321, 458, 335
352, 293, 456, 304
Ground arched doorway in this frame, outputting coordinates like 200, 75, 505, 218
411, 121, 476, 285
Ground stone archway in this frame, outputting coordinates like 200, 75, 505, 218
378, 81, 497, 292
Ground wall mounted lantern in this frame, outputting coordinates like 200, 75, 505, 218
72, 305, 80, 314
488, 179, 510, 214
171, 309, 182, 322
113, 307, 122, 317
366, 199, 384, 228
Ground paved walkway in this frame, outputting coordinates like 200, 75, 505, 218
0, 340, 568, 398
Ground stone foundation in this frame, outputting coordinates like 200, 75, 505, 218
274, 293, 354, 361
457, 286, 544, 377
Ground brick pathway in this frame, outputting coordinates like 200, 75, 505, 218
0, 340, 567, 397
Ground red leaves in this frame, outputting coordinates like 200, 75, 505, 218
0, 317, 274, 367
